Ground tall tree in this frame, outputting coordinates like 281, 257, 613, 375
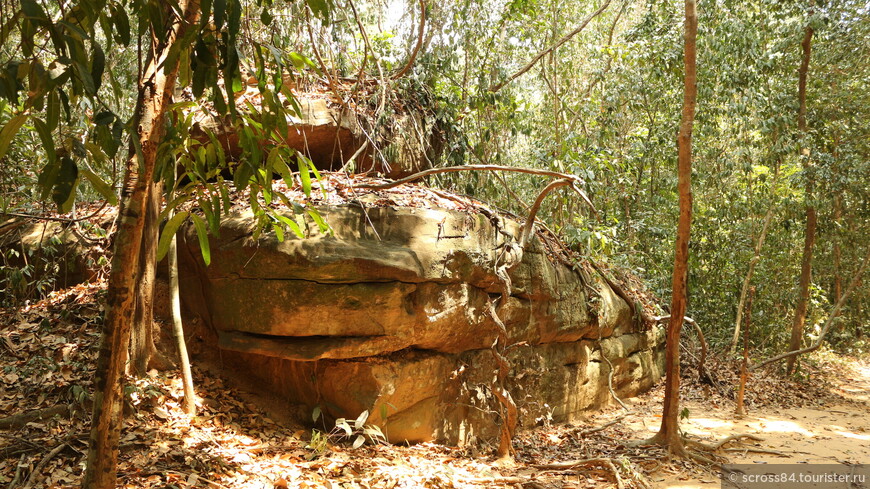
82, 1, 202, 486
646, 0, 697, 456
786, 20, 815, 375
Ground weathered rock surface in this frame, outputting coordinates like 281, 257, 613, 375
0, 217, 110, 292
178, 205, 664, 444
190, 96, 439, 178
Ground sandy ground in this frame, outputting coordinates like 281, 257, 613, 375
635, 359, 870, 488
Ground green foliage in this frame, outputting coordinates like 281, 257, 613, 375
0, 0, 866, 353
308, 407, 387, 457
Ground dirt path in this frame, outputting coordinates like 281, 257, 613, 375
630, 358, 870, 488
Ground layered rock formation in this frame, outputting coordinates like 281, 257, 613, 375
177, 204, 664, 444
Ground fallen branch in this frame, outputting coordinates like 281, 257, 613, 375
21, 438, 70, 489
724, 447, 787, 456
689, 433, 763, 451
7, 454, 26, 489
489, 0, 612, 93
751, 245, 870, 371
0, 200, 111, 224
354, 163, 587, 195
0, 405, 71, 430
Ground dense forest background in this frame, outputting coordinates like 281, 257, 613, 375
2, 0, 866, 354
0, 0, 868, 486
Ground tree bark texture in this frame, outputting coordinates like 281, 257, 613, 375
650, 0, 697, 455
129, 180, 162, 376
786, 24, 815, 375
82, 2, 200, 488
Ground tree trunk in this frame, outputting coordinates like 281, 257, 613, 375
648, 0, 697, 456
729, 208, 774, 353
735, 287, 754, 417
82, 2, 200, 488
832, 191, 842, 331
169, 206, 197, 415
786, 24, 815, 375
129, 180, 162, 376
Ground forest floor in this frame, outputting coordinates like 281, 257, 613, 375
0, 282, 867, 488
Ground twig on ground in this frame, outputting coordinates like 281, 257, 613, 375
533, 458, 625, 489
576, 414, 627, 437
21, 438, 70, 489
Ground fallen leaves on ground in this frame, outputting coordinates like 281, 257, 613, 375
2, 280, 867, 489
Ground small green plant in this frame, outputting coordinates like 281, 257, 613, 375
309, 406, 388, 456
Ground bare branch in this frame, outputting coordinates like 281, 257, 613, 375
489, 0, 612, 93
391, 0, 426, 80
752, 245, 870, 371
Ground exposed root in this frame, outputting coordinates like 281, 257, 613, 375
685, 433, 763, 451
0, 404, 72, 430
532, 457, 625, 489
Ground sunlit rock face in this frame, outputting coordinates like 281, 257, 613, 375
178, 205, 664, 444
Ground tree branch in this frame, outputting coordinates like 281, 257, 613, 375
751, 245, 870, 371
489, 0, 612, 93
351, 164, 595, 213
391, 0, 426, 80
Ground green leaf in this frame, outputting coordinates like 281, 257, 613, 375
93, 110, 114, 125
81, 168, 118, 205
32, 118, 55, 163
312, 406, 321, 422
352, 435, 365, 449
112, 4, 131, 46
157, 211, 189, 262
52, 157, 78, 212
91, 42, 105, 92
272, 221, 284, 242
20, 0, 49, 22
74, 61, 96, 95
228, 0, 241, 37
306, 0, 331, 20
307, 208, 330, 234
213, 0, 226, 31
191, 214, 211, 266
0, 114, 27, 160
297, 154, 311, 197
274, 214, 304, 238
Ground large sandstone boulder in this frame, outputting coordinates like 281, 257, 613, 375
177, 204, 664, 444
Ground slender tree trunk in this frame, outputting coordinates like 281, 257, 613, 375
129, 180, 162, 376
170, 226, 197, 414
832, 190, 842, 331
648, 0, 697, 456
735, 287, 754, 417
786, 24, 815, 375
729, 208, 774, 353
82, 3, 200, 488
